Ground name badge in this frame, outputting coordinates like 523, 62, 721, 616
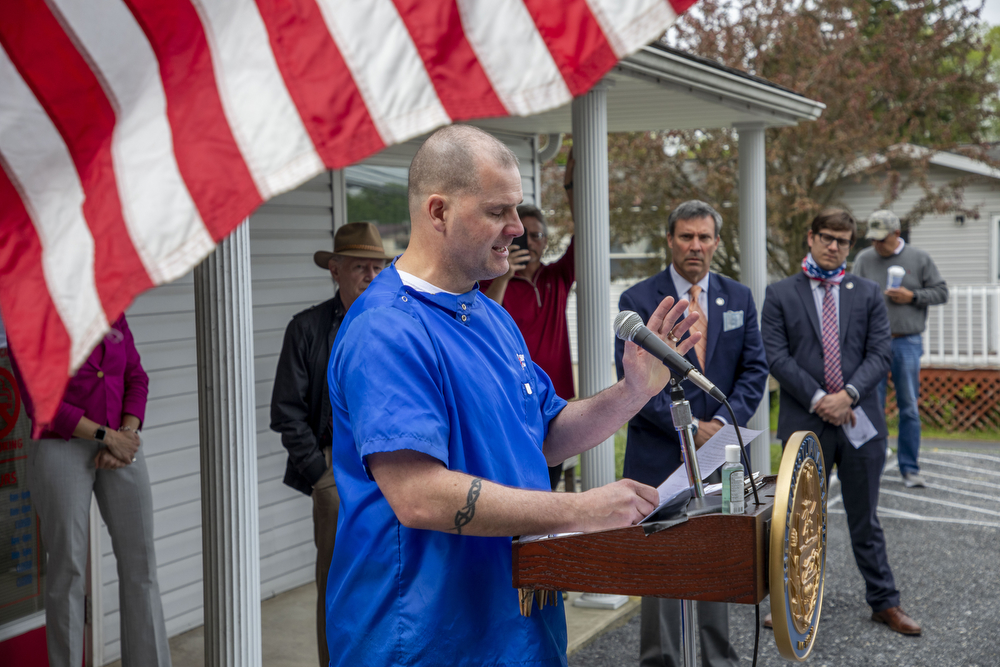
723, 310, 744, 332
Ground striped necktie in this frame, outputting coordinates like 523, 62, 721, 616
821, 283, 844, 393
688, 285, 708, 371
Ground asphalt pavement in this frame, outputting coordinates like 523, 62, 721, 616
569, 438, 1000, 667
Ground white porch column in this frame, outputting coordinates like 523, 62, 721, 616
572, 85, 614, 492
194, 221, 262, 667
572, 84, 627, 610
735, 123, 771, 474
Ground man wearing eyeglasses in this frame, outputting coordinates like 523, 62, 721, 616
762, 209, 922, 637
482, 155, 577, 490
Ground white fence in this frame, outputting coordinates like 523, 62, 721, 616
922, 284, 1000, 368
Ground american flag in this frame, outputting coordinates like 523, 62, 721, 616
0, 0, 695, 426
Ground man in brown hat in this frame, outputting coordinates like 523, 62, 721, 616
269, 221, 391, 667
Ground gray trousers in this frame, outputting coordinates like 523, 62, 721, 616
27, 438, 171, 667
313, 447, 339, 667
639, 597, 739, 667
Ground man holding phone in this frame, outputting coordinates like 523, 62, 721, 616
482, 151, 576, 489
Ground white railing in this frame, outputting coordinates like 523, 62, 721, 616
922, 284, 1000, 368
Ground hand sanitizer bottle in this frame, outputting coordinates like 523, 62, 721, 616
721, 445, 745, 515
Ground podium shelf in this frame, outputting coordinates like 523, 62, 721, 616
512, 478, 776, 605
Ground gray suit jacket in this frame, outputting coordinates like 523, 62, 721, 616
761, 272, 891, 443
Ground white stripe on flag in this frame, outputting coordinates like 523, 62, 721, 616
194, 0, 324, 198
49, 0, 216, 286
314, 0, 450, 145
457, 0, 572, 117
0, 46, 109, 366
585, 0, 678, 58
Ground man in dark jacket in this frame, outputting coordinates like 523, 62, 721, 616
615, 200, 768, 667
761, 209, 921, 636
270, 222, 390, 667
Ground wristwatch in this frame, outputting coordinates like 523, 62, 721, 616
844, 384, 860, 407
690, 419, 699, 439
94, 426, 107, 442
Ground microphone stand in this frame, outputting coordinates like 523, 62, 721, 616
669, 378, 720, 667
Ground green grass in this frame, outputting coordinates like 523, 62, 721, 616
770, 390, 1000, 443
614, 426, 627, 480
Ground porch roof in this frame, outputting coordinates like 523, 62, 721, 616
476, 44, 825, 135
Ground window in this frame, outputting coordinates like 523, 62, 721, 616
345, 165, 411, 256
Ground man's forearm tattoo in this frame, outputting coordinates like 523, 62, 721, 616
454, 478, 482, 535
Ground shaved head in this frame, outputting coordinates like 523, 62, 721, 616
408, 125, 519, 214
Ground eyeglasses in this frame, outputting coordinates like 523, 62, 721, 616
527, 232, 546, 240
815, 231, 851, 250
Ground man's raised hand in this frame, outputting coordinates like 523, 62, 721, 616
621, 295, 702, 400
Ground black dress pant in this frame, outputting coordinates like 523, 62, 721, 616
812, 424, 900, 612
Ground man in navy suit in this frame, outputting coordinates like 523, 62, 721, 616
615, 200, 768, 667
761, 209, 922, 636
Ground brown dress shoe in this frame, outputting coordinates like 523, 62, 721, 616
871, 606, 922, 635
763, 612, 772, 629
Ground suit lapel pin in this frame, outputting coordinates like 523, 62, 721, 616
845, 282, 854, 290
715, 297, 724, 306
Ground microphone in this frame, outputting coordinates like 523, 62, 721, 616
614, 310, 727, 403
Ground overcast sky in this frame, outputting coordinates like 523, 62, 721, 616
979, 0, 1000, 25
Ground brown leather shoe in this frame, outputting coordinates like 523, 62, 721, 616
763, 612, 772, 629
871, 606, 922, 636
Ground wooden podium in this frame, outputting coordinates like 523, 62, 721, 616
512, 477, 777, 605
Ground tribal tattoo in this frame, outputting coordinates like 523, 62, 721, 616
454, 478, 482, 535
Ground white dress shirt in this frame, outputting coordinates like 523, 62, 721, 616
669, 264, 710, 325
807, 276, 859, 410
668, 264, 725, 425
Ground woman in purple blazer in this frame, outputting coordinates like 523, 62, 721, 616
13, 314, 171, 666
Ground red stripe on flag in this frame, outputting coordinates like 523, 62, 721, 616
0, 162, 73, 432
124, 0, 261, 241
391, 0, 508, 121
670, 1, 701, 17
521, 0, 618, 98
0, 0, 153, 317
256, 0, 385, 169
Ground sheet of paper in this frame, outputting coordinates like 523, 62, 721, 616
842, 406, 878, 448
641, 425, 763, 522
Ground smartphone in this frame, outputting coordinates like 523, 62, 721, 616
511, 230, 528, 251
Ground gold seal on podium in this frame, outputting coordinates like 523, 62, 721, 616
769, 431, 827, 661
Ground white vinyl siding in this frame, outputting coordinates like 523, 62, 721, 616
95, 132, 538, 663
837, 167, 1000, 286
99, 172, 333, 661
358, 129, 539, 205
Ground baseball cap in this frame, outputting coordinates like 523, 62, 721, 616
865, 210, 901, 241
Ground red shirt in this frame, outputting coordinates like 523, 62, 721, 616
483, 238, 576, 400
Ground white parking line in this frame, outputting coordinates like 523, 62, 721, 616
926, 450, 1000, 465
918, 483, 1000, 503
879, 488, 1000, 517
829, 507, 1000, 529
916, 471, 1000, 491
917, 458, 1000, 476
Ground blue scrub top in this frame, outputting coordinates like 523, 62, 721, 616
327, 264, 569, 667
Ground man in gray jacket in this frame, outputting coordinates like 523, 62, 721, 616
853, 210, 948, 488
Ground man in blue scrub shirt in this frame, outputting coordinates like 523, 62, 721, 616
327, 125, 701, 667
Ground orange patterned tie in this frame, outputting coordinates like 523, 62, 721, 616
687, 285, 708, 370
